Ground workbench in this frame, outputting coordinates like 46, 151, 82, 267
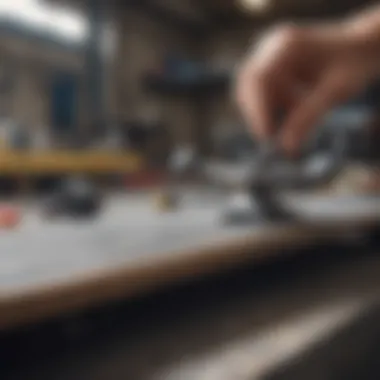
1, 190, 380, 331
3, 235, 380, 380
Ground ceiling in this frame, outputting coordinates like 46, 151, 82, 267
44, 0, 379, 34
192, 0, 377, 22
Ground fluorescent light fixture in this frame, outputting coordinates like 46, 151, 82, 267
239, 0, 270, 12
0, 0, 89, 43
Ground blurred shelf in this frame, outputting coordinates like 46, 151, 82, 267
0, 151, 143, 175
144, 72, 230, 97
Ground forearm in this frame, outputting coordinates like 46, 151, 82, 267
345, 4, 380, 36
342, 4, 380, 61
300, 5, 380, 56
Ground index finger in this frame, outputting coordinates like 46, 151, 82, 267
280, 69, 354, 155
235, 64, 274, 140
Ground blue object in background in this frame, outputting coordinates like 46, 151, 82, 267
50, 71, 78, 134
164, 54, 204, 81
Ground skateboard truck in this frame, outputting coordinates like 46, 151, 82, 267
222, 128, 349, 225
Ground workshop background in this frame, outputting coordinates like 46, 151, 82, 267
0, 0, 378, 194
2, 0, 380, 380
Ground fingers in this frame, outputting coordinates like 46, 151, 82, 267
235, 24, 304, 141
280, 68, 353, 155
236, 65, 274, 140
236, 68, 302, 141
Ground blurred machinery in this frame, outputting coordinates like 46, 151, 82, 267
42, 176, 103, 219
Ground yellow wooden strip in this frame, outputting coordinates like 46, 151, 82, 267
0, 151, 143, 174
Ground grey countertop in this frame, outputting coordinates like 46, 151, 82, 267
1, 191, 380, 330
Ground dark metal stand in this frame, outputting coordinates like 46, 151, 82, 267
222, 128, 350, 226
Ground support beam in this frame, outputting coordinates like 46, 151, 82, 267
85, 0, 106, 137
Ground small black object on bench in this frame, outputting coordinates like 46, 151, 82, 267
43, 177, 103, 220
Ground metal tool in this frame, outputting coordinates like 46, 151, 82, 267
222, 127, 349, 225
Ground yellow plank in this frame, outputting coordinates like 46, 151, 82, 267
0, 151, 143, 174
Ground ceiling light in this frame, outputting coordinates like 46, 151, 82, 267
239, 0, 270, 12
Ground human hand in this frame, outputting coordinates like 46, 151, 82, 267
235, 22, 380, 155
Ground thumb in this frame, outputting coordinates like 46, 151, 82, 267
280, 68, 356, 155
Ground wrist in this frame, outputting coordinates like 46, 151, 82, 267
341, 11, 380, 62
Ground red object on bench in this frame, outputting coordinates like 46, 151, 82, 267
0, 206, 21, 229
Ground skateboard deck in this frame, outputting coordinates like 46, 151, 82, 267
0, 192, 379, 330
